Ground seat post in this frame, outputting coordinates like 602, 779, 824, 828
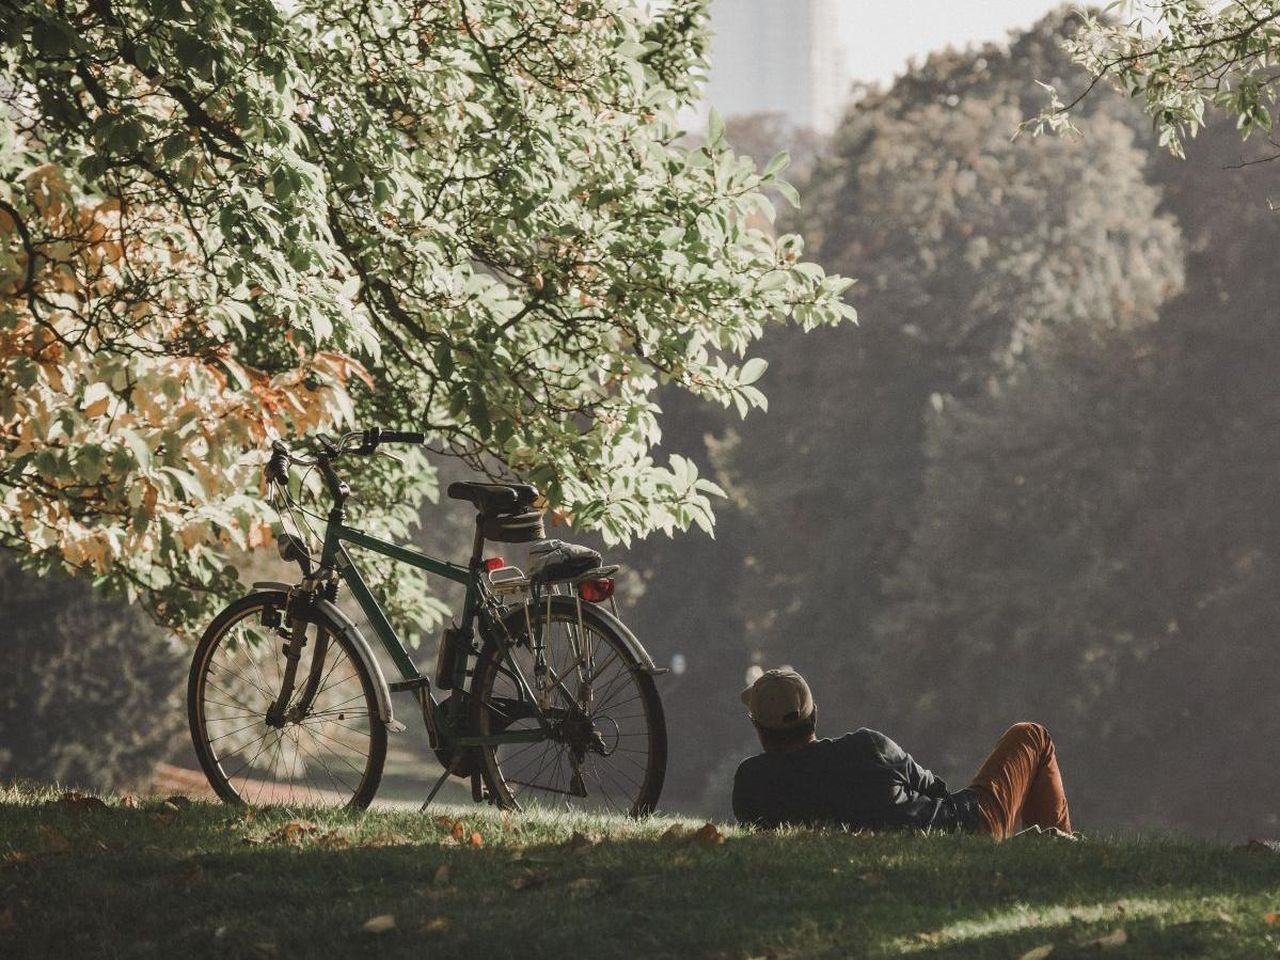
469, 516, 487, 567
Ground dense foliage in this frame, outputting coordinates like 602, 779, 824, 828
0, 0, 852, 633
631, 10, 1280, 837
1037, 1, 1280, 158
0, 556, 185, 790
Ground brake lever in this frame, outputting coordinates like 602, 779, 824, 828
377, 448, 405, 466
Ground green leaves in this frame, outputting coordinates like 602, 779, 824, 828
0, 0, 853, 631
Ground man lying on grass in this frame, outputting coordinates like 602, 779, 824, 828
732, 669, 1075, 840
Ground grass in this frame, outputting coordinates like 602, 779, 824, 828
3, 782, 1280, 959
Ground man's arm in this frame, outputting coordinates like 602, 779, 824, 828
904, 751, 950, 800
867, 729, 951, 799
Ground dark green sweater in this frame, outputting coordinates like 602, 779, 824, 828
732, 728, 983, 832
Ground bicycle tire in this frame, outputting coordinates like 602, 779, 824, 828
469, 595, 666, 816
188, 591, 387, 810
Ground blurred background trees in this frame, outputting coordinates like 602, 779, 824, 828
627, 9, 1280, 838
0, 556, 184, 790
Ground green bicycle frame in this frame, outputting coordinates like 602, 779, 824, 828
318, 518, 548, 747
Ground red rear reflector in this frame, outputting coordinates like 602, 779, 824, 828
577, 578, 615, 603
483, 556, 506, 573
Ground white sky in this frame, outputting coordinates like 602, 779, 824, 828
836, 1, 1072, 84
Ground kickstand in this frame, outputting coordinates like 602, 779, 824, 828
420, 766, 453, 813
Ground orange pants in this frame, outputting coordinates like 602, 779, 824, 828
969, 722, 1072, 840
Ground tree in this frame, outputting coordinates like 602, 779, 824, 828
0, 556, 185, 790
875, 106, 1280, 835
714, 12, 1183, 743
1035, 1, 1280, 159
0, 0, 853, 633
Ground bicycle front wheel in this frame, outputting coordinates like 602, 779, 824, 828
188, 592, 387, 809
471, 596, 666, 816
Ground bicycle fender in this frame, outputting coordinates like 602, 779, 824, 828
552, 595, 662, 675
251, 582, 397, 730
314, 599, 398, 729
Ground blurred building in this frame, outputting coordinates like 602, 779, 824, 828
702, 0, 848, 133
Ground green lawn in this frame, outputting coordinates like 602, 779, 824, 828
3, 782, 1280, 959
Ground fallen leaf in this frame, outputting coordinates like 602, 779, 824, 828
661, 824, 689, 842
317, 831, 351, 849
2, 850, 33, 866
511, 871, 548, 891
1019, 946, 1055, 960
362, 914, 396, 934
468, 831, 483, 848
1085, 928, 1127, 949
423, 916, 450, 934
1217, 911, 1235, 924
433, 863, 451, 885
1266, 912, 1280, 925
57, 791, 107, 813
567, 877, 600, 895
691, 822, 725, 846
119, 794, 139, 809
367, 832, 413, 847
566, 831, 595, 851
262, 820, 318, 845
450, 820, 466, 842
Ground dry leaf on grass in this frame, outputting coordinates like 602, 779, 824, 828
362, 914, 396, 934
1084, 928, 1127, 949
423, 916, 450, 934
1018, 945, 1055, 960
565, 831, 595, 851
511, 871, 548, 891
691, 823, 725, 846
367, 833, 413, 848
468, 831, 484, 848
316, 831, 351, 849
57, 791, 107, 813
262, 820, 319, 845
1217, 911, 1235, 924
2, 850, 33, 866
119, 794, 139, 809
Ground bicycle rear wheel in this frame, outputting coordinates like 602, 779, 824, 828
471, 596, 666, 816
188, 592, 386, 809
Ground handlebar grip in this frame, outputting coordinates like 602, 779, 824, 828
379, 430, 425, 444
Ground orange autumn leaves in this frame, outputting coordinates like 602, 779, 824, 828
0, 157, 364, 618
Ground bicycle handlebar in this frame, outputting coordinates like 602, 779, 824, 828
265, 428, 425, 501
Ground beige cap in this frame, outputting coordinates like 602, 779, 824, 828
741, 668, 814, 730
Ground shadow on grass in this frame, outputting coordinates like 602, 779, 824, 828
2, 795, 1280, 959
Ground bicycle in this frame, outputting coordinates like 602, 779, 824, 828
186, 428, 668, 815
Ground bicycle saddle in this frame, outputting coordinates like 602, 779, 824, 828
447, 481, 539, 516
